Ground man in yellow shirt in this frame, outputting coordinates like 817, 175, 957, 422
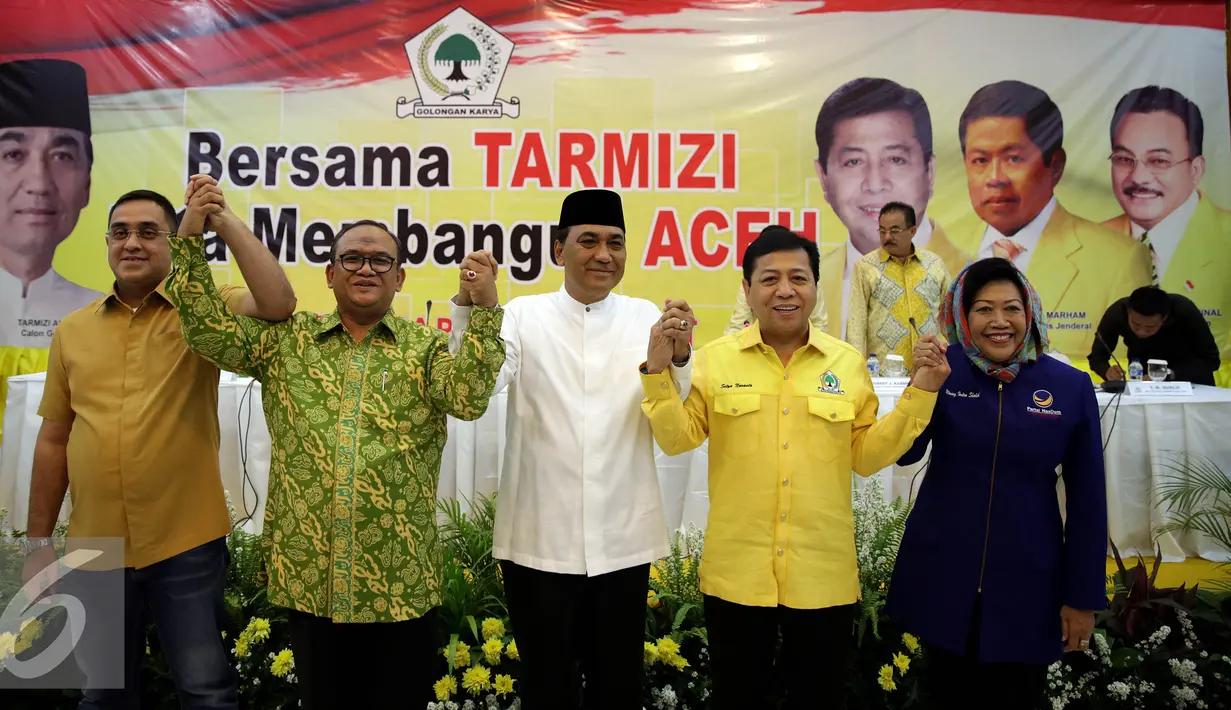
639, 225, 949, 710
846, 202, 950, 369
23, 183, 295, 706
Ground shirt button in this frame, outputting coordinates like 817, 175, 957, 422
777, 548, 784, 557
783, 374, 789, 380
732, 408, 739, 414
782, 442, 788, 449
782, 478, 789, 486
660, 382, 668, 389
903, 392, 912, 400
780, 513, 787, 522
782, 407, 789, 415
830, 412, 837, 419
585, 306, 591, 312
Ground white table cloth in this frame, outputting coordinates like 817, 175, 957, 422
3, 373, 1230, 562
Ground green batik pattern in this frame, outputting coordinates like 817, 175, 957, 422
165, 237, 504, 622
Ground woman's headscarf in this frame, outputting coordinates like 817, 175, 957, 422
938, 259, 1051, 383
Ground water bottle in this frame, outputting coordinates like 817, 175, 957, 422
867, 354, 880, 378
1128, 359, 1144, 381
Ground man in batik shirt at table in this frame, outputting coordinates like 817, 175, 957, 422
166, 177, 506, 710
845, 202, 951, 369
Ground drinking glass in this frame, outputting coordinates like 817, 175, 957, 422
883, 355, 907, 378
1147, 359, 1171, 382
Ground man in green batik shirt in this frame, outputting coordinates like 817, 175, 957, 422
166, 175, 506, 710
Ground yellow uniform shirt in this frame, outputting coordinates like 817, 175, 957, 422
845, 247, 950, 370
37, 283, 247, 568
640, 323, 936, 609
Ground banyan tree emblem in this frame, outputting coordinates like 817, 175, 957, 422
397, 7, 520, 119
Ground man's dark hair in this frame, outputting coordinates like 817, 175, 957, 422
880, 201, 916, 228
959, 80, 1064, 166
1111, 85, 1203, 157
742, 225, 820, 285
960, 257, 1028, 315
550, 225, 570, 266
1128, 286, 1172, 318
814, 77, 933, 170
329, 219, 407, 266
107, 190, 178, 232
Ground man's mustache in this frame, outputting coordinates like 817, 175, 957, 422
1123, 184, 1163, 198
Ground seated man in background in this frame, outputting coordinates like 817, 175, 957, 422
1088, 285, 1219, 386
845, 201, 950, 370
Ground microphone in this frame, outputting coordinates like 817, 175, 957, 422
425, 299, 433, 326
908, 316, 919, 335
1094, 330, 1127, 393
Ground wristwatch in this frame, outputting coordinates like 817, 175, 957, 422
20, 538, 53, 556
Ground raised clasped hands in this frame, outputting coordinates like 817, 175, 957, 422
457, 250, 499, 308
646, 298, 695, 374
180, 173, 235, 237
909, 334, 951, 392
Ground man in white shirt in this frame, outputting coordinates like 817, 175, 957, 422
0, 58, 103, 348
449, 188, 694, 709
1100, 85, 1231, 381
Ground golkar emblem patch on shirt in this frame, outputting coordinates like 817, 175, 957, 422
819, 370, 845, 395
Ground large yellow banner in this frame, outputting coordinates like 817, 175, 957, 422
2, 0, 1229, 375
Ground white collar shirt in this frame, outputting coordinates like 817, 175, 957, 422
1129, 189, 1198, 280
449, 286, 692, 576
0, 267, 103, 348
976, 196, 1057, 273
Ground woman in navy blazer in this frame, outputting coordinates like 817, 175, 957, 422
886, 258, 1108, 710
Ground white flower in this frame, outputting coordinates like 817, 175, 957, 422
1106, 681, 1132, 700
1169, 657, 1202, 686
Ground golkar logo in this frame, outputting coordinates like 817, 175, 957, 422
397, 7, 521, 119
1027, 389, 1062, 417
819, 371, 845, 395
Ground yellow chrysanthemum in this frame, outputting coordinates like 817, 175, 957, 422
902, 633, 920, 654
666, 653, 689, 670
494, 673, 515, 697
649, 564, 662, 582
481, 618, 505, 642
643, 641, 660, 665
270, 649, 295, 677
647, 590, 660, 609
233, 638, 250, 658
482, 638, 503, 665
245, 618, 271, 643
444, 641, 471, 668
878, 664, 896, 691
461, 665, 492, 696
433, 675, 458, 701
505, 640, 519, 660
0, 631, 16, 659
892, 652, 910, 674
14, 618, 43, 653
655, 637, 681, 656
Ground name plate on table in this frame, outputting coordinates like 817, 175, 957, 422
872, 377, 911, 389
1127, 381, 1193, 396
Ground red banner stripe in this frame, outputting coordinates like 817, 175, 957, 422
0, 0, 1222, 96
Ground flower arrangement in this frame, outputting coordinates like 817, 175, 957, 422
3, 475, 1230, 710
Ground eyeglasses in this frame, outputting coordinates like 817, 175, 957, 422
877, 227, 910, 237
1108, 153, 1193, 174
337, 254, 397, 273
106, 227, 172, 242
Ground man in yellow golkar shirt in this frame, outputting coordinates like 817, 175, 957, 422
638, 224, 951, 710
